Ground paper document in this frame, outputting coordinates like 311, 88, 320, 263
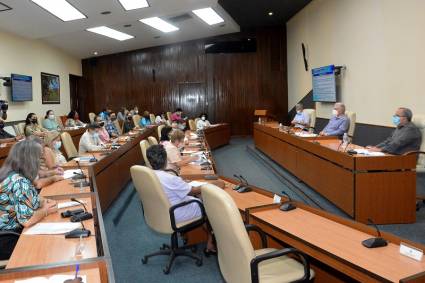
24, 222, 82, 235
15, 275, 87, 283
188, 181, 208, 187
63, 169, 84, 179
355, 149, 385, 156
58, 200, 87, 209
182, 150, 198, 154
294, 132, 317, 138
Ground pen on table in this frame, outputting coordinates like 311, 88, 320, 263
75, 264, 80, 279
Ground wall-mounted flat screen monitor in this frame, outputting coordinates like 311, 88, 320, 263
312, 65, 337, 102
11, 74, 33, 102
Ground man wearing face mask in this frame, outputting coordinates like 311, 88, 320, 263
367, 107, 421, 155
78, 123, 105, 154
291, 103, 310, 129
196, 113, 211, 131
319, 102, 349, 137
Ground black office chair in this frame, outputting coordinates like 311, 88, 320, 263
403, 151, 425, 211
0, 230, 20, 268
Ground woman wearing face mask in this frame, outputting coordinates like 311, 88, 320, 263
24, 113, 47, 137
155, 113, 167, 125
42, 110, 61, 131
65, 110, 85, 128
94, 115, 110, 143
291, 103, 310, 129
139, 111, 152, 128
44, 132, 67, 165
161, 129, 197, 172
78, 123, 105, 154
123, 113, 135, 134
0, 139, 58, 259
196, 113, 211, 131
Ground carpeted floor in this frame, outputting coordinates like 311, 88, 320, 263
103, 137, 425, 282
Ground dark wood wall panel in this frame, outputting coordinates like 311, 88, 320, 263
81, 27, 288, 135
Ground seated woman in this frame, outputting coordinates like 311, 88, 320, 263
160, 126, 173, 143
42, 110, 61, 131
24, 113, 47, 137
196, 113, 211, 131
139, 111, 152, 128
0, 139, 58, 259
123, 113, 135, 134
161, 129, 197, 172
146, 144, 217, 255
79, 123, 105, 154
117, 107, 128, 122
44, 132, 67, 166
155, 113, 167, 125
94, 115, 110, 143
65, 110, 85, 128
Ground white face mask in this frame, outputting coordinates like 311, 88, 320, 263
49, 114, 55, 120
296, 110, 302, 114
54, 141, 62, 150
332, 109, 338, 116
201, 116, 206, 121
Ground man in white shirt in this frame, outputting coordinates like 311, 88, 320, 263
78, 123, 105, 154
196, 113, 211, 131
146, 144, 217, 254
291, 103, 310, 129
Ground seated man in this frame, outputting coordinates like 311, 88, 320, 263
146, 144, 216, 254
105, 112, 119, 138
291, 103, 310, 129
79, 123, 105, 154
367, 107, 422, 155
320, 102, 349, 137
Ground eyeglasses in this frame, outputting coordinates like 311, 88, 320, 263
393, 114, 406, 118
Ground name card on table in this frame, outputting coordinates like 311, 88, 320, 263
273, 194, 281, 204
400, 242, 423, 261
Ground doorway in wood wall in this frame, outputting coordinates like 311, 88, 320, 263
178, 82, 207, 119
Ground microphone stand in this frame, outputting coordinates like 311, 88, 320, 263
280, 191, 296, 211
362, 218, 388, 248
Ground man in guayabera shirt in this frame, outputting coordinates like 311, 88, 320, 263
367, 107, 422, 155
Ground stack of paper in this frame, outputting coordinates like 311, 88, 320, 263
24, 222, 82, 235
63, 169, 83, 179
188, 181, 208, 187
58, 200, 87, 209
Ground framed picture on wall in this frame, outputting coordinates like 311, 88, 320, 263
41, 72, 60, 104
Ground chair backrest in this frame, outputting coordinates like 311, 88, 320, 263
201, 184, 255, 283
166, 112, 172, 121
345, 111, 356, 137
130, 165, 173, 234
150, 114, 155, 124
157, 124, 165, 139
140, 140, 152, 168
188, 119, 196, 131
4, 125, 16, 137
412, 115, 425, 168
14, 122, 26, 136
56, 116, 64, 128
88, 112, 96, 123
148, 136, 158, 145
194, 118, 200, 125
113, 119, 123, 135
133, 114, 141, 127
59, 115, 68, 127
60, 132, 78, 159
303, 109, 316, 129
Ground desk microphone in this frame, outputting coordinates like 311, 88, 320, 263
69, 198, 93, 222
362, 218, 388, 248
89, 153, 98, 162
233, 174, 245, 191
237, 175, 252, 193
65, 219, 91, 238
337, 140, 344, 151
280, 191, 296, 211
74, 161, 90, 187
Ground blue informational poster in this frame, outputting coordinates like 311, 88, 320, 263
312, 65, 336, 102
11, 74, 33, 101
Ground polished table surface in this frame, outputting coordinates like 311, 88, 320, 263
202, 123, 231, 150
254, 122, 417, 224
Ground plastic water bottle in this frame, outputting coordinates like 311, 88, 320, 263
342, 133, 349, 146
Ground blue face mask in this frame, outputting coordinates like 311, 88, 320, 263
392, 115, 400, 126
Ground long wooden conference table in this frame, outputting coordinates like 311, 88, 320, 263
253, 122, 417, 225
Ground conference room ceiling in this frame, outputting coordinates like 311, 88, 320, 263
0, 0, 239, 59
219, 0, 311, 28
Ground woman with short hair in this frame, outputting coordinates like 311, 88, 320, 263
161, 129, 197, 172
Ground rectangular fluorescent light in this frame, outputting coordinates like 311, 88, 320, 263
140, 17, 179, 33
86, 26, 134, 41
118, 0, 149, 11
192, 7, 224, 25
31, 0, 86, 22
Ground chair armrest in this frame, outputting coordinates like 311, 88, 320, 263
245, 224, 267, 249
169, 199, 206, 232
0, 231, 20, 237
403, 151, 425, 156
250, 248, 310, 283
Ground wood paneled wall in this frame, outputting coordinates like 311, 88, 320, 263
81, 27, 288, 135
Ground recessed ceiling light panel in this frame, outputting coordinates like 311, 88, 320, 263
140, 17, 179, 33
31, 0, 86, 21
192, 7, 224, 25
118, 0, 149, 11
86, 26, 134, 41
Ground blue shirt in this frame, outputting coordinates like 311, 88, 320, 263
292, 112, 310, 129
0, 172, 40, 231
323, 115, 349, 137
105, 120, 119, 137
42, 119, 59, 131
99, 111, 108, 121
139, 117, 151, 127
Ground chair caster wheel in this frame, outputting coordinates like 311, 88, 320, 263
196, 259, 203, 266
141, 257, 148, 264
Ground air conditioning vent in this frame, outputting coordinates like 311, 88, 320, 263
168, 13, 192, 23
